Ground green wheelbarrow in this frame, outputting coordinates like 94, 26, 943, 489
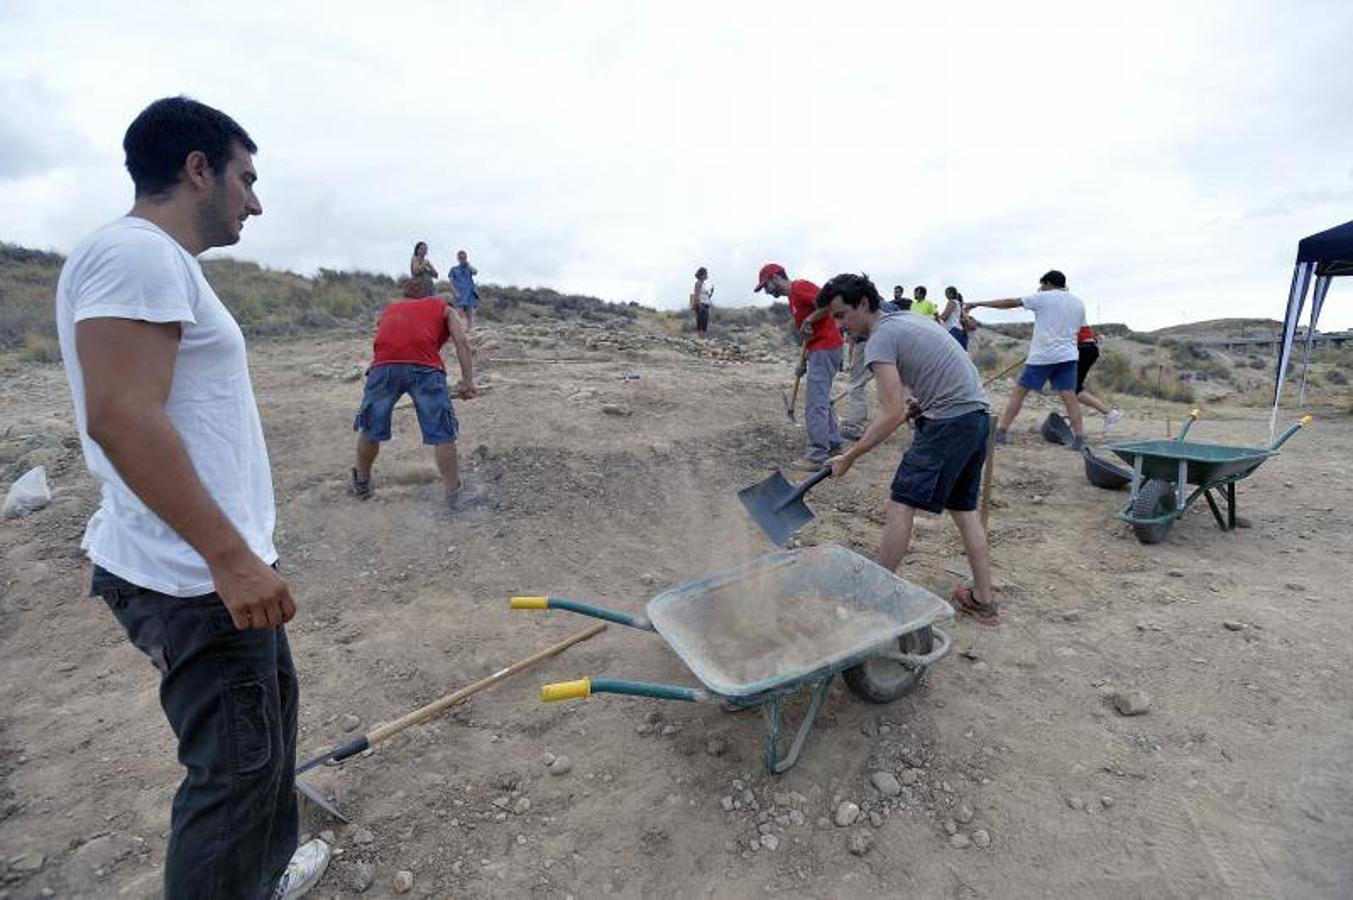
510, 545, 953, 774
1108, 410, 1313, 544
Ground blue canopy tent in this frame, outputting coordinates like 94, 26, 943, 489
1272, 219, 1353, 435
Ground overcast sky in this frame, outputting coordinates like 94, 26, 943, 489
3, 0, 1351, 330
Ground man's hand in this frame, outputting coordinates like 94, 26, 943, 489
456, 381, 478, 400
210, 548, 295, 630
906, 398, 922, 421
829, 454, 854, 479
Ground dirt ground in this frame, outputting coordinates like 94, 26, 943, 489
2, 322, 1351, 899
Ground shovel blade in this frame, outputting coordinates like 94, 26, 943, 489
737, 471, 816, 547
296, 778, 349, 823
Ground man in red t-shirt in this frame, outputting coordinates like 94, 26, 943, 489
756, 263, 845, 469
351, 277, 478, 505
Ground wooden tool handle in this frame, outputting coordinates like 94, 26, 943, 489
365, 622, 607, 745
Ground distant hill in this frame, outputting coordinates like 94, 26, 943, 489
1148, 318, 1283, 339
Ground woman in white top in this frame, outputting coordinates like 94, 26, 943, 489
691, 266, 713, 337
939, 285, 968, 350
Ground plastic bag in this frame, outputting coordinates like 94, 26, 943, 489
2, 466, 52, 518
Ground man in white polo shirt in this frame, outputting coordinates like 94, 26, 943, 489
965, 269, 1086, 449
55, 96, 326, 899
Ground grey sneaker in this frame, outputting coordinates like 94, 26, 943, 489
274, 838, 331, 900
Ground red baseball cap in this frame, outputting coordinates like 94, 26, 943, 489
754, 263, 786, 292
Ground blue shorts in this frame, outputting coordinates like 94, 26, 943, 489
891, 409, 990, 513
354, 363, 459, 445
1018, 360, 1077, 392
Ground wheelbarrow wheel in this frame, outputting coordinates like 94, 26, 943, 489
1131, 478, 1175, 544
843, 626, 934, 704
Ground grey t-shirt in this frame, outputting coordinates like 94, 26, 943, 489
862, 312, 989, 420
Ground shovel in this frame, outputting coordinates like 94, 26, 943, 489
738, 467, 833, 546
294, 622, 606, 821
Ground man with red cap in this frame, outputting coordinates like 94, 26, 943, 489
756, 263, 845, 470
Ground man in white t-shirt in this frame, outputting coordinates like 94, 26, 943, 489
55, 97, 327, 900
965, 269, 1086, 449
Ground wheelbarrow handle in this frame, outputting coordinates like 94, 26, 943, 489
1269, 414, 1314, 451
540, 677, 709, 703
510, 596, 652, 630
1176, 408, 1202, 442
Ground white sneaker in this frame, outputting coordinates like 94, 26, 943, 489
274, 838, 331, 900
1103, 408, 1123, 433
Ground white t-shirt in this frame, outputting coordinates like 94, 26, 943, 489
695, 280, 713, 306
939, 299, 963, 330
55, 217, 277, 597
1022, 289, 1085, 365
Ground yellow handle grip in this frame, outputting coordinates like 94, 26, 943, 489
541, 678, 591, 702
510, 596, 549, 610
1300, 415, 1314, 427
1189, 408, 1201, 419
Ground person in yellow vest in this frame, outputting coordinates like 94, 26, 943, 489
911, 285, 938, 318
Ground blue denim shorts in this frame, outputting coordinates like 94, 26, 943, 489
1018, 359, 1077, 392
890, 409, 990, 513
354, 363, 459, 445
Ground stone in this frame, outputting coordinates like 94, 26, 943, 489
760, 834, 780, 851
548, 755, 572, 776
898, 768, 919, 786
1067, 797, 1085, 811
1112, 690, 1152, 716
601, 405, 632, 417
319, 830, 336, 844
869, 812, 884, 828
661, 724, 678, 736
847, 832, 874, 856
340, 714, 361, 732
393, 870, 414, 894
350, 861, 376, 893
943, 819, 958, 836
834, 802, 861, 827
9, 852, 45, 872
972, 828, 991, 849
1223, 621, 1247, 631
950, 833, 972, 849
720, 796, 735, 812
870, 771, 902, 797
955, 803, 974, 824
513, 797, 531, 815
351, 825, 375, 845
705, 737, 728, 757
788, 810, 806, 827
1100, 796, 1115, 809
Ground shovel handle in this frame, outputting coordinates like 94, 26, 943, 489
792, 467, 833, 499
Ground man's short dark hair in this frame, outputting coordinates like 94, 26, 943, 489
1040, 270, 1067, 288
123, 96, 257, 197
817, 273, 881, 312
913, 285, 927, 298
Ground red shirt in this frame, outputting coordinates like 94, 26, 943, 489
1077, 325, 1096, 344
788, 279, 843, 352
371, 298, 451, 371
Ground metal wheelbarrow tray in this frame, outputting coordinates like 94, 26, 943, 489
1107, 410, 1312, 544
510, 545, 953, 773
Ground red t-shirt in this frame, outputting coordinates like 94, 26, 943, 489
371, 298, 451, 371
1077, 325, 1096, 344
788, 279, 843, 352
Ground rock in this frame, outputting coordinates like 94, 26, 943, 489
1235, 516, 1253, 528
350, 861, 376, 893
760, 834, 780, 851
350, 825, 375, 845
943, 819, 958, 836
972, 828, 991, 849
319, 830, 336, 844
340, 714, 361, 733
9, 852, 45, 872
1100, 796, 1115, 809
773, 791, 791, 808
950, 833, 972, 849
870, 771, 902, 797
869, 812, 884, 828
542, 751, 556, 766
955, 803, 974, 824
847, 832, 874, 856
834, 802, 861, 827
1067, 797, 1085, 811
705, 737, 728, 757
548, 755, 572, 776
898, 768, 919, 786
758, 822, 773, 835
720, 796, 735, 812
513, 797, 531, 815
601, 405, 632, 417
1112, 690, 1152, 716
660, 724, 678, 736
1223, 620, 1247, 631
393, 870, 414, 894
788, 810, 806, 827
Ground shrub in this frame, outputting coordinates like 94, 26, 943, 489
18, 333, 60, 363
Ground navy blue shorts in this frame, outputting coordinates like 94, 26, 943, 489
354, 363, 459, 445
1018, 360, 1077, 392
890, 409, 990, 513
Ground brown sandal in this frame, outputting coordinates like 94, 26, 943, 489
952, 583, 1000, 627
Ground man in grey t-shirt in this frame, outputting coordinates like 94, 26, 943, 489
820, 273, 999, 626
